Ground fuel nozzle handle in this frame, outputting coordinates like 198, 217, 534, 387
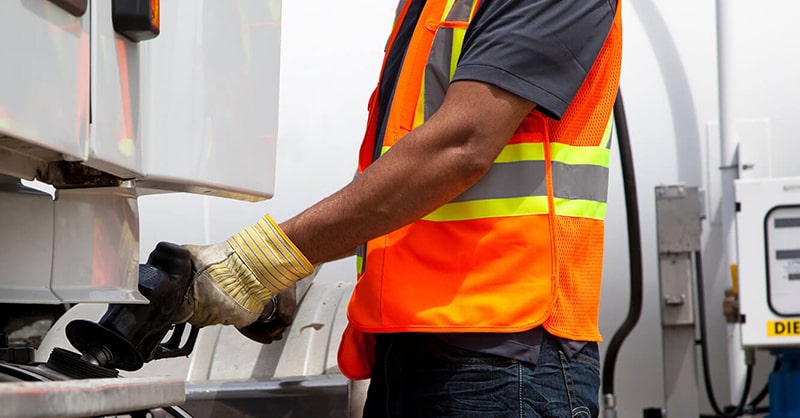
66, 242, 197, 371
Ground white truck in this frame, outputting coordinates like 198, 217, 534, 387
0, 1, 353, 416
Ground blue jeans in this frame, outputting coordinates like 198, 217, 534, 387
362, 332, 600, 418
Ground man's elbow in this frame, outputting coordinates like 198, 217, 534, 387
450, 138, 499, 184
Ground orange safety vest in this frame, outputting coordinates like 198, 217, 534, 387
339, 0, 622, 380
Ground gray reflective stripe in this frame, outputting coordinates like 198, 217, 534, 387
386, 0, 410, 52
552, 163, 609, 202
424, 28, 454, 120
445, 0, 475, 22
418, 0, 475, 123
394, 0, 409, 22
451, 161, 609, 203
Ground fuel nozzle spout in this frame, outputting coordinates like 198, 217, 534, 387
64, 242, 197, 372
78, 345, 114, 367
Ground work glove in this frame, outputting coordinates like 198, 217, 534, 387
178, 214, 315, 329
237, 283, 298, 344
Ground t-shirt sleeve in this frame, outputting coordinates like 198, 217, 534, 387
452, 0, 617, 120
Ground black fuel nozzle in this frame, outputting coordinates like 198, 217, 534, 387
65, 242, 197, 372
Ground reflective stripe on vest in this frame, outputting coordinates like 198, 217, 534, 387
379, 129, 613, 221
411, 0, 478, 129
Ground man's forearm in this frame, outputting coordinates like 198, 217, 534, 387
280, 81, 535, 265
280, 138, 480, 264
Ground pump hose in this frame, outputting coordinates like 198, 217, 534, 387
695, 250, 753, 418
601, 89, 644, 415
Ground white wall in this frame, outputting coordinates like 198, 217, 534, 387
138, 1, 785, 417
601, 1, 727, 415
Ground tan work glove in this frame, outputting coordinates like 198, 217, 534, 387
180, 214, 314, 329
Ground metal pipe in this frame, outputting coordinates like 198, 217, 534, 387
715, 0, 748, 402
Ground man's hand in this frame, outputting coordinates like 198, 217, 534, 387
236, 283, 298, 344
178, 214, 314, 329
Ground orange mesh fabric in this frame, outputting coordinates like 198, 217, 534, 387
542, 8, 621, 341
547, 10, 622, 148
543, 217, 606, 340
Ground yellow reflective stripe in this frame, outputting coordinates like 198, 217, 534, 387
384, 143, 610, 166
450, 27, 466, 79
356, 254, 364, 275
555, 198, 607, 220
422, 196, 607, 222
442, 0, 458, 20
423, 197, 607, 221
494, 143, 610, 167
423, 196, 549, 222
600, 114, 613, 149
494, 143, 545, 163
414, 78, 426, 129
550, 143, 610, 167
470, 0, 480, 17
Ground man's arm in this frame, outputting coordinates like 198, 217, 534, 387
177, 80, 535, 329
280, 80, 535, 265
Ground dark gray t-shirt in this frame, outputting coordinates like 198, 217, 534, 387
454, 0, 617, 119
374, 0, 617, 365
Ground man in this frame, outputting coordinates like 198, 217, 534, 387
176, 1, 621, 416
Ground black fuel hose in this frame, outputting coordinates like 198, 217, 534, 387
746, 357, 779, 410
601, 89, 644, 400
695, 250, 753, 418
